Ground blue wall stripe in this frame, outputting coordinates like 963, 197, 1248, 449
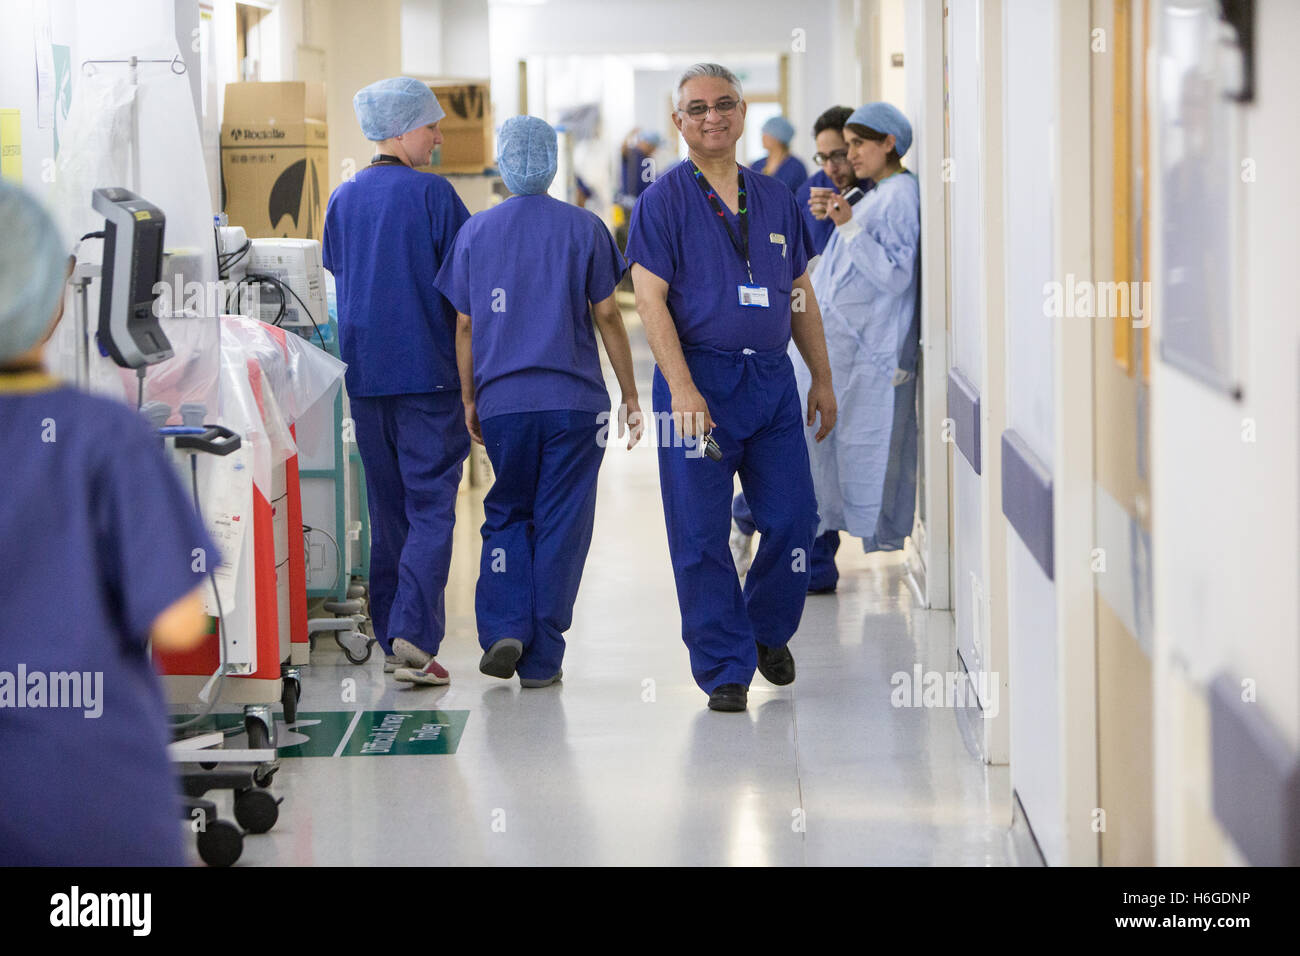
947, 367, 981, 474
1210, 672, 1300, 866
1000, 429, 1054, 580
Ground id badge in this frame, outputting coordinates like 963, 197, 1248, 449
738, 284, 770, 308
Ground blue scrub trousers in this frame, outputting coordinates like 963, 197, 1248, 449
733, 494, 838, 591
476, 410, 604, 681
351, 391, 469, 656
654, 345, 819, 694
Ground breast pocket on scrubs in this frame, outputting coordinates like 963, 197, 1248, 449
762, 231, 795, 296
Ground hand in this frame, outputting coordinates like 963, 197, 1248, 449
807, 187, 838, 221
672, 384, 715, 439
620, 395, 645, 450
826, 194, 852, 227
464, 401, 483, 445
806, 378, 837, 442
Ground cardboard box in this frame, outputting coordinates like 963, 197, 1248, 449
221, 82, 328, 240
423, 82, 491, 175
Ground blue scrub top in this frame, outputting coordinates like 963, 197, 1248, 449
434, 193, 627, 420
322, 165, 470, 397
0, 375, 217, 865
751, 154, 809, 193
626, 159, 812, 352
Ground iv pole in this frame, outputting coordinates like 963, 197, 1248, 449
70, 54, 188, 388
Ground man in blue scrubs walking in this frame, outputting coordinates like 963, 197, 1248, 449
323, 77, 471, 685
435, 116, 642, 688
627, 63, 838, 712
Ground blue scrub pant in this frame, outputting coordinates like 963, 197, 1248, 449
734, 493, 840, 591
351, 392, 469, 656
654, 346, 819, 694
476, 410, 604, 681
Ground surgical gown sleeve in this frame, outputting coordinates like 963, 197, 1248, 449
586, 218, 627, 302
624, 192, 676, 285
838, 184, 919, 296
93, 414, 219, 651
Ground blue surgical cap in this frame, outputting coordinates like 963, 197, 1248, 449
353, 77, 445, 141
846, 102, 913, 157
0, 180, 67, 364
638, 131, 662, 149
762, 116, 796, 145
497, 115, 557, 196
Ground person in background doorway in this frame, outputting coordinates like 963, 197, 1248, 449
322, 76, 471, 685
751, 115, 808, 193
614, 129, 663, 255
0, 180, 213, 865
627, 63, 835, 713
435, 116, 642, 688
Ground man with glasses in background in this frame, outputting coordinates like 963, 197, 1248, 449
625, 63, 837, 713
799, 106, 876, 256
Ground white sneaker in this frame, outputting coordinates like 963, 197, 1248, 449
390, 638, 431, 671
730, 521, 754, 577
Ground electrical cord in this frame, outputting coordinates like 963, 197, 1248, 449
302, 524, 344, 593
227, 271, 327, 350
170, 453, 230, 731
217, 240, 251, 276
80, 230, 105, 242
226, 273, 287, 326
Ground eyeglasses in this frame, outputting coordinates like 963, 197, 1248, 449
678, 98, 740, 120
813, 149, 850, 167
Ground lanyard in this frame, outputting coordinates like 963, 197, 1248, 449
369, 154, 405, 167
689, 161, 753, 284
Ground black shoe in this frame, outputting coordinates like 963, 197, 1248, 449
707, 683, 748, 712
479, 638, 524, 679
807, 583, 837, 594
756, 641, 796, 686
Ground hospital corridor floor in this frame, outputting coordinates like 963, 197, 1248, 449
192, 323, 1042, 866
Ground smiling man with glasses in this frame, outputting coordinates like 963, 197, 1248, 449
625, 62, 837, 713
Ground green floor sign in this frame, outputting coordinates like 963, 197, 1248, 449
175, 710, 469, 757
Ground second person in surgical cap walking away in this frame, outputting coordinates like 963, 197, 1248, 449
434, 116, 642, 688
751, 115, 808, 193
322, 76, 471, 685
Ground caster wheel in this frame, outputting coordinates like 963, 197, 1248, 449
233, 788, 281, 834
199, 761, 217, 771
335, 631, 375, 665
281, 678, 300, 724
253, 764, 279, 789
245, 715, 272, 751
196, 820, 243, 867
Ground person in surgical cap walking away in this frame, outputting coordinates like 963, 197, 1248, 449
322, 76, 471, 685
435, 116, 642, 688
751, 115, 808, 193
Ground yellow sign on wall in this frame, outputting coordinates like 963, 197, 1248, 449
0, 109, 21, 183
